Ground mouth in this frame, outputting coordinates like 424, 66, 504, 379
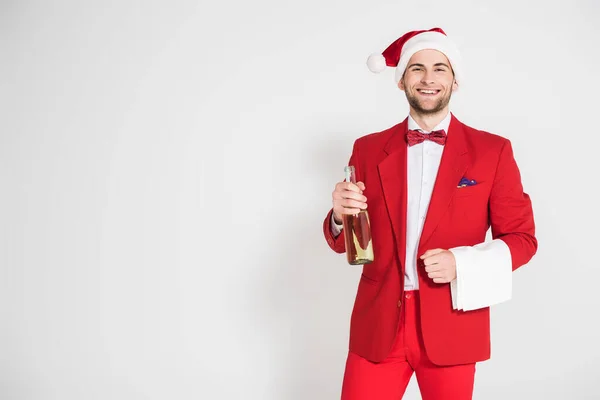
416, 88, 441, 97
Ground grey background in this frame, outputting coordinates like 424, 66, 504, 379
1, 0, 599, 399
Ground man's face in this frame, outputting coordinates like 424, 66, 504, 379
398, 49, 458, 115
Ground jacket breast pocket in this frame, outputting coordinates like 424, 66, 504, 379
453, 183, 490, 199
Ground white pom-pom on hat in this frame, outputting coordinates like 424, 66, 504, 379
366, 53, 387, 73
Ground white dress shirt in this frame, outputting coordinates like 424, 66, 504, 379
403, 112, 450, 290
331, 112, 513, 311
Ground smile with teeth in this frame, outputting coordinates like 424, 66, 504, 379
417, 89, 441, 95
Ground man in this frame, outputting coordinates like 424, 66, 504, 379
323, 27, 537, 399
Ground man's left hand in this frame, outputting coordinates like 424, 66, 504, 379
420, 249, 456, 284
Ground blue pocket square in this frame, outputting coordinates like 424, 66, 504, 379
458, 177, 477, 187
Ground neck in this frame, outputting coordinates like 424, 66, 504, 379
409, 107, 450, 131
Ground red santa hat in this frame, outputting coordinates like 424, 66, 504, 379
366, 27, 462, 85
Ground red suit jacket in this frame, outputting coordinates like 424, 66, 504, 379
323, 114, 537, 366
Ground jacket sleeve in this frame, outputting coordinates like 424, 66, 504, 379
449, 139, 538, 311
323, 208, 346, 253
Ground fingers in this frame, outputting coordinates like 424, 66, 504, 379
424, 264, 443, 273
427, 272, 444, 282
333, 188, 367, 203
423, 253, 455, 283
332, 192, 367, 211
332, 181, 368, 216
426, 269, 452, 282
421, 253, 442, 267
339, 198, 367, 210
426, 269, 445, 278
420, 248, 444, 260
335, 181, 366, 198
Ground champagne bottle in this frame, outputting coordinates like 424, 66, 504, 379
341, 166, 374, 265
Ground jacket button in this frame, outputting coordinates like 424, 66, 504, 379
397, 300, 402, 308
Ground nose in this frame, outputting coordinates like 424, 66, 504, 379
420, 70, 435, 85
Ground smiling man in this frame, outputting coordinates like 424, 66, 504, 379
323, 28, 538, 399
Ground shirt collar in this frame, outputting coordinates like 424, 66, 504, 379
407, 111, 451, 134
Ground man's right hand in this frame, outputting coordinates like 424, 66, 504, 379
332, 181, 367, 224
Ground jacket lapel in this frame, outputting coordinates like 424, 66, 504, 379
418, 115, 470, 253
377, 120, 409, 272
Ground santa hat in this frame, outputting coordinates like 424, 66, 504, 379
366, 27, 462, 85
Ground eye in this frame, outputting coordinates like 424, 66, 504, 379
435, 68, 446, 72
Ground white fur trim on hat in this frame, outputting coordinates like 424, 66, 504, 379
394, 31, 462, 85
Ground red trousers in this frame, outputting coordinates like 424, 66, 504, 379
341, 291, 476, 400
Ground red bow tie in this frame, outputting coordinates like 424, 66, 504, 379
406, 129, 447, 146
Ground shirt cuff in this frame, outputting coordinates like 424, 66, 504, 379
449, 239, 512, 311
331, 213, 343, 237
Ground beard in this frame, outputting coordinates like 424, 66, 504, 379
405, 87, 452, 115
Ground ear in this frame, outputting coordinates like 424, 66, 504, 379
398, 77, 405, 92
452, 79, 458, 92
